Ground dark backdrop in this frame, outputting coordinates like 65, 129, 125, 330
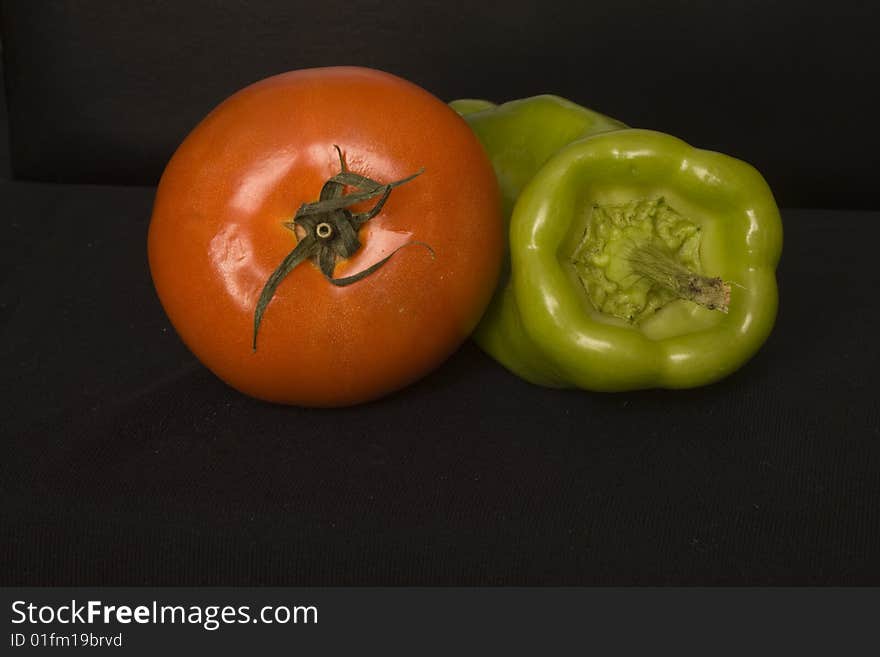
2, 0, 879, 208
1, 1, 879, 586
0, 38, 8, 177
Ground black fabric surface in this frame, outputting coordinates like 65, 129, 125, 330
0, 43, 9, 179
2, 0, 880, 209
1, 179, 878, 585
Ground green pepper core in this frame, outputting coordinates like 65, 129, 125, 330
452, 97, 782, 390
573, 197, 728, 324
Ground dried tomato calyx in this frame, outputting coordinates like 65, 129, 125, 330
252, 146, 430, 351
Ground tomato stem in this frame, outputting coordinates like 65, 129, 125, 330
252, 146, 428, 351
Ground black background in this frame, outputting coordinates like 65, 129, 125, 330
1, 0, 879, 586
3, 0, 880, 208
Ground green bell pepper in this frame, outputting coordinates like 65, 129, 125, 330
449, 98, 497, 115
450, 95, 626, 222
449, 95, 628, 382
452, 96, 782, 389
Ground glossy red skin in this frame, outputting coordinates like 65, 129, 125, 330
148, 67, 502, 406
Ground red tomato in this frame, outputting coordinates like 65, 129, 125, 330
148, 67, 502, 406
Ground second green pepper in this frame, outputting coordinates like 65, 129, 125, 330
450, 95, 627, 382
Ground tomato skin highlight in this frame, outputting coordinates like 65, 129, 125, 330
148, 67, 502, 406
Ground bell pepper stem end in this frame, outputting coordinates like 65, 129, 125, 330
627, 243, 730, 314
